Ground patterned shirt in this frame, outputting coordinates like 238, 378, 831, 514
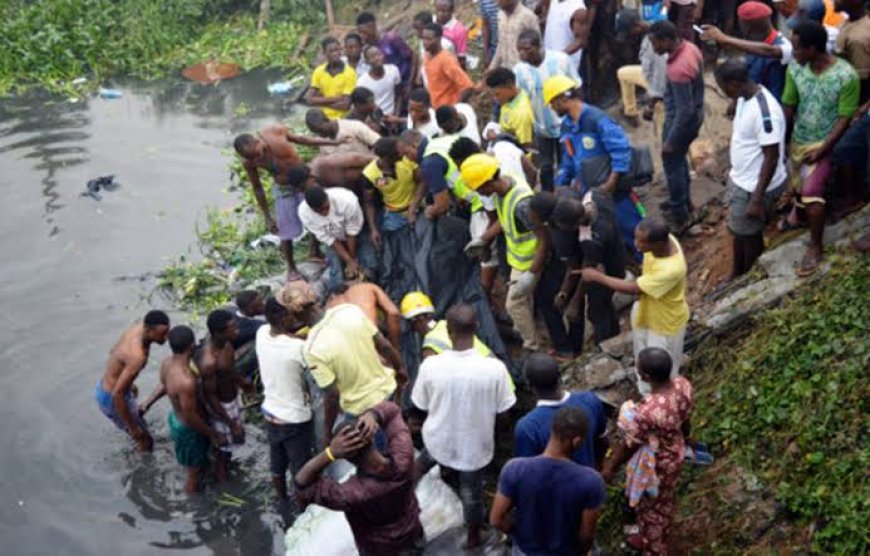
782, 57, 860, 145
490, 4, 540, 70
515, 49, 581, 138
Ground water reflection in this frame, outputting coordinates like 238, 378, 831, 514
0, 69, 295, 238
0, 95, 91, 235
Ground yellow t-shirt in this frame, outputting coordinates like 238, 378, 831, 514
633, 235, 690, 336
304, 303, 396, 415
310, 63, 357, 119
362, 157, 418, 212
499, 90, 535, 146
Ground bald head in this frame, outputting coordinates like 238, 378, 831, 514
446, 304, 477, 338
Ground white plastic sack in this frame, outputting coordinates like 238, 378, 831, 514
284, 465, 463, 556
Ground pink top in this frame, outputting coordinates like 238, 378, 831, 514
443, 18, 468, 57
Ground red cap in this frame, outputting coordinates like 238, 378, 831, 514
737, 1, 773, 20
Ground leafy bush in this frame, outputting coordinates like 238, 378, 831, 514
691, 254, 870, 553
0, 0, 333, 94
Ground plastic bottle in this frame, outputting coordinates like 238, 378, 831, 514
98, 88, 123, 99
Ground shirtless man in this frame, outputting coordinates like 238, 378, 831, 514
197, 309, 244, 482
234, 125, 344, 280
160, 326, 227, 494
327, 282, 402, 351
95, 310, 169, 452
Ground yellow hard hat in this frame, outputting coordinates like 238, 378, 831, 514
400, 291, 434, 319
460, 153, 499, 191
543, 75, 579, 105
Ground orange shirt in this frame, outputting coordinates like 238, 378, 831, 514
423, 49, 473, 108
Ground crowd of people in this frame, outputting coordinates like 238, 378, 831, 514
97, 0, 867, 553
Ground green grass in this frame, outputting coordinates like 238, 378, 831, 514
685, 253, 870, 553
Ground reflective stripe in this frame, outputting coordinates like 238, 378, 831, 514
496, 180, 537, 271
424, 135, 483, 212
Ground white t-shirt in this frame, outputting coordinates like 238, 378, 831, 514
408, 108, 441, 138
411, 349, 516, 471
255, 326, 312, 424
489, 140, 525, 180
298, 187, 365, 246
454, 103, 482, 145
544, 0, 586, 68
728, 86, 787, 192
357, 64, 402, 115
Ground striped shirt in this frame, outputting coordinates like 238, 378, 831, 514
514, 50, 581, 138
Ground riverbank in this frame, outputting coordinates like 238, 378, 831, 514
0, 1, 329, 96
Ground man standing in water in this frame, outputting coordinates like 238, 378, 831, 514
95, 310, 169, 452
161, 326, 227, 494
197, 310, 244, 482
233, 125, 345, 281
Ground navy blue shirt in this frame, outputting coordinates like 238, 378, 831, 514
514, 391, 606, 468
418, 138, 450, 196
498, 456, 606, 555
745, 32, 789, 101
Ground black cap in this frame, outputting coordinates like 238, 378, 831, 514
615, 8, 642, 41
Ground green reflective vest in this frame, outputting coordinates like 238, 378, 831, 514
423, 135, 483, 213
495, 181, 537, 271
422, 320, 492, 357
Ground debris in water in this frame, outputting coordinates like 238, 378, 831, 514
98, 88, 123, 99
267, 82, 294, 95
182, 61, 241, 85
82, 175, 120, 201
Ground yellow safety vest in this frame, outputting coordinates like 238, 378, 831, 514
496, 181, 537, 271
423, 320, 493, 357
423, 135, 483, 213
422, 320, 515, 390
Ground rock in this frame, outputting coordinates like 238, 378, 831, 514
758, 204, 870, 278
687, 224, 705, 237
569, 355, 629, 390
599, 330, 633, 359
700, 275, 801, 331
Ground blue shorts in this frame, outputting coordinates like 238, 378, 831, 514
95, 380, 147, 432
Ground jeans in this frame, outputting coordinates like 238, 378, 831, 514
418, 449, 486, 527
535, 255, 584, 355
535, 134, 561, 192
662, 150, 692, 223
266, 419, 315, 478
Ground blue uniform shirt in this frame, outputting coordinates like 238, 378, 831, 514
556, 104, 632, 192
745, 32, 791, 101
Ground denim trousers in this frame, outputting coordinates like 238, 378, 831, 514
662, 150, 693, 222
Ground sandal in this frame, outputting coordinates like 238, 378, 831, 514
796, 250, 823, 278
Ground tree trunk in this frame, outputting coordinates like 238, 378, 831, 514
324, 0, 335, 28
258, 0, 270, 31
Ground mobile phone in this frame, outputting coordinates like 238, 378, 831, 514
693, 24, 704, 34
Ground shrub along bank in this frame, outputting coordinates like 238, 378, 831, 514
0, 0, 335, 95
680, 253, 869, 553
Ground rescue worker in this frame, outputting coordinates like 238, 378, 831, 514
400, 291, 493, 359
459, 154, 549, 353
400, 292, 514, 391
544, 74, 644, 261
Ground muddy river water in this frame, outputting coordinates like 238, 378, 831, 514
0, 72, 299, 555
